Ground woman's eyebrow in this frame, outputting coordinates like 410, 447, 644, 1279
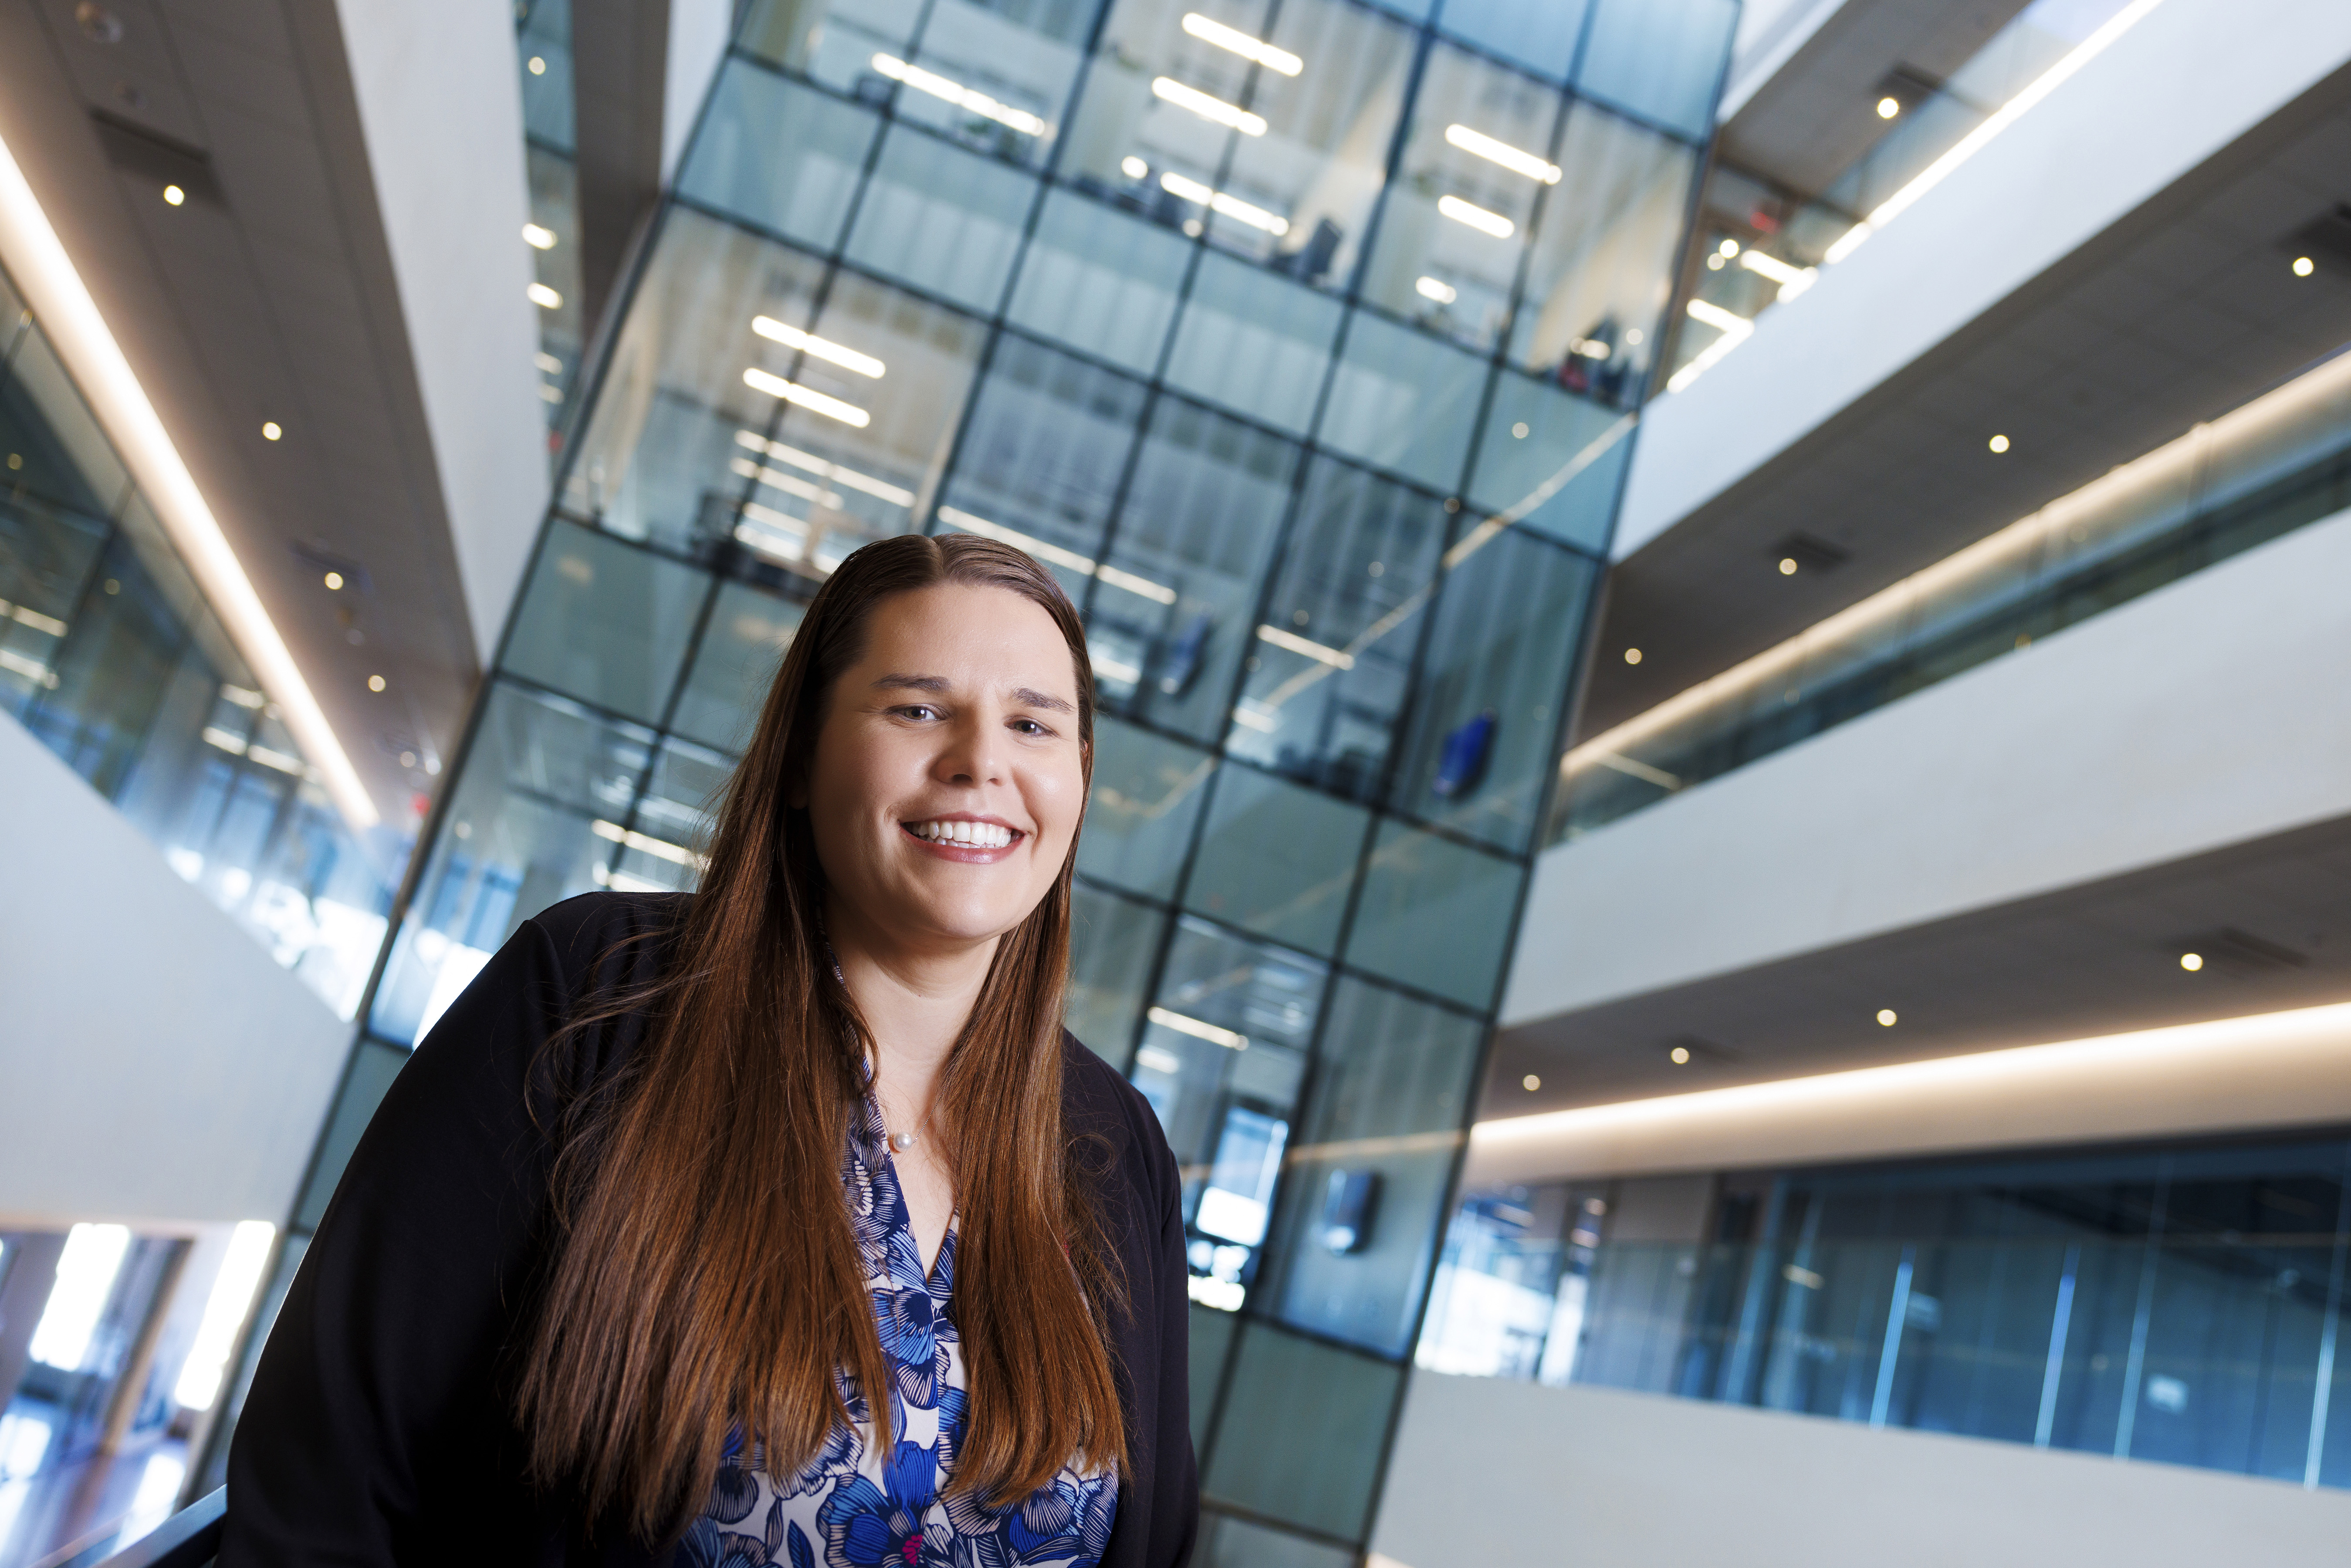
871, 673, 951, 695
1011, 686, 1074, 714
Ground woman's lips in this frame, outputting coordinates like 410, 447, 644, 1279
900, 820, 1024, 863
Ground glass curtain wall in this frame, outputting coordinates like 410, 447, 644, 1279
1424, 1132, 2351, 1491
0, 263, 398, 1017
264, 0, 1735, 1552
518, 0, 587, 445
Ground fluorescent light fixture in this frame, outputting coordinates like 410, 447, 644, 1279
592, 817, 708, 870
173, 1221, 275, 1410
527, 282, 562, 309
2, 598, 68, 637
1122, 155, 1149, 179
935, 505, 1179, 603
1256, 623, 1354, 669
30, 1224, 130, 1370
1416, 275, 1458, 304
734, 429, 913, 507
1135, 1043, 1184, 1074
1158, 171, 1289, 235
1148, 1005, 1248, 1050
729, 454, 843, 510
1664, 298, 1754, 393
870, 54, 1049, 137
743, 367, 870, 428
1826, 0, 2165, 266
751, 315, 885, 378
1437, 193, 1513, 238
1444, 123, 1560, 184
1738, 249, 1816, 299
202, 725, 248, 755
1181, 13, 1303, 75
1570, 343, 2351, 784
1152, 76, 1266, 136
0, 128, 377, 825
521, 223, 556, 249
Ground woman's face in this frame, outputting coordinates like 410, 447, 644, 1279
802, 583, 1086, 956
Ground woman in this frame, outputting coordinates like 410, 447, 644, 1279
224, 535, 1198, 1567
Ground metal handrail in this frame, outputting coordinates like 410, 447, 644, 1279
81, 1487, 223, 1568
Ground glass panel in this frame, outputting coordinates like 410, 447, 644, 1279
1345, 820, 1518, 1009
1316, 310, 1488, 493
1186, 1303, 1238, 1452
1067, 880, 1167, 1067
1184, 763, 1367, 955
0, 491, 107, 714
1467, 370, 1632, 553
889, 0, 1095, 166
1266, 974, 1484, 1354
1225, 457, 1444, 802
293, 1041, 409, 1230
1199, 1514, 1355, 1568
501, 519, 709, 726
22, 535, 187, 798
369, 681, 656, 1047
1358, 41, 1560, 353
1210, 0, 1416, 279
610, 737, 732, 893
1004, 189, 1191, 375
563, 208, 830, 551
525, 143, 587, 418
516, 0, 576, 150
1079, 715, 1214, 899
741, 271, 989, 574
676, 59, 882, 251
0, 323, 130, 520
1067, 0, 1265, 231
934, 334, 1148, 603
1202, 1322, 1400, 1541
1390, 525, 1593, 852
1508, 103, 1696, 407
841, 124, 1041, 312
1573, 0, 1735, 140
1089, 397, 1297, 743
1130, 918, 1323, 1285
1438, 0, 1593, 83
740, 0, 923, 101
1160, 250, 1342, 436
671, 579, 807, 753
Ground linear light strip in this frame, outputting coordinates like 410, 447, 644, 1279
1437, 193, 1514, 239
743, 367, 870, 427
1152, 76, 1267, 136
871, 54, 1049, 138
1181, 13, 1302, 75
1148, 1005, 1248, 1050
0, 130, 378, 827
1157, 171, 1290, 236
751, 315, 885, 378
1444, 123, 1560, 184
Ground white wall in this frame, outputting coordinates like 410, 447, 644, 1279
0, 716, 348, 1229
1614, 0, 2351, 561
1504, 504, 2351, 1027
1370, 1373, 2351, 1568
333, 0, 549, 659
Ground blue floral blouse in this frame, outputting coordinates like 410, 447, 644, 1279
674, 1096, 1118, 1568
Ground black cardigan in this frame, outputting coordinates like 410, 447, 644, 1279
223, 892, 1197, 1568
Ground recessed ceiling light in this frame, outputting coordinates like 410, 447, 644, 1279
1121, 155, 1147, 180
527, 282, 562, 309
1778, 557, 1798, 575
1623, 647, 1642, 664
522, 223, 556, 249
1877, 1009, 1898, 1026
1717, 238, 1739, 257
1877, 96, 1901, 119
261, 421, 281, 441
528, 55, 546, 75
1669, 1046, 1691, 1064
2180, 952, 2204, 971
322, 571, 342, 590
1522, 1073, 1540, 1091
162, 184, 184, 206
399, 750, 417, 768
2293, 256, 2315, 277
367, 674, 386, 692
1987, 433, 2010, 453
1511, 421, 1529, 438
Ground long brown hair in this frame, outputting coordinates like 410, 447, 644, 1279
515, 533, 1124, 1541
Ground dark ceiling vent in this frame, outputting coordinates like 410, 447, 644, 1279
89, 109, 222, 207
2283, 204, 2351, 278
2177, 928, 2309, 973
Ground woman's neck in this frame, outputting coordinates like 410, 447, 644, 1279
825, 897, 998, 1091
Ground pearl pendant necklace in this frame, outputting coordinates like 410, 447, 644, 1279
890, 1129, 919, 1153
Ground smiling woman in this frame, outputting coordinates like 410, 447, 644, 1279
222, 536, 1197, 1568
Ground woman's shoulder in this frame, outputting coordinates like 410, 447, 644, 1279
1059, 1031, 1177, 1198
523, 889, 694, 985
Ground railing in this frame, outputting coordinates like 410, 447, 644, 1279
1423, 1231, 2351, 1486
79, 1487, 221, 1568
1548, 341, 2351, 842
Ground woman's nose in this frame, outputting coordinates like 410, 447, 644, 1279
934, 715, 1005, 786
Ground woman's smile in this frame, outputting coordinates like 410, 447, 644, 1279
900, 813, 1025, 860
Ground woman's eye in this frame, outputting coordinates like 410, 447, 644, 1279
1011, 717, 1052, 737
900, 705, 940, 722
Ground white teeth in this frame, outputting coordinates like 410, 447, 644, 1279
912, 819, 1013, 847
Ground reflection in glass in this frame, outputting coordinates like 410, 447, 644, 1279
1573, 0, 1736, 141
502, 519, 708, 727
680, 61, 883, 250
1391, 524, 1593, 851
1438, 0, 1593, 84
1004, 191, 1192, 375
842, 125, 1041, 313
1068, 881, 1167, 1067
1201, 1323, 1401, 1541
1345, 820, 1518, 1008
739, 0, 922, 103
1184, 763, 1367, 955
887, 0, 1095, 165
1089, 398, 1296, 741
670, 580, 806, 753
1080, 716, 1215, 899
1225, 459, 1444, 801
1468, 370, 1633, 552
1160, 249, 1343, 436
1316, 310, 1488, 493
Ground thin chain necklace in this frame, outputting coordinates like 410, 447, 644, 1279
829, 936, 927, 1154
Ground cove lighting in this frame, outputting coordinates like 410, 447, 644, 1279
1416, 275, 1458, 304
522, 223, 556, 249
1444, 123, 1560, 184
1437, 194, 1513, 238
1823, 0, 2166, 265
1152, 76, 1266, 136
870, 55, 1048, 137
1158, 171, 1289, 235
527, 282, 562, 309
1149, 1005, 1248, 1050
1182, 13, 1302, 75
0, 128, 376, 825
751, 316, 886, 378
743, 367, 870, 427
